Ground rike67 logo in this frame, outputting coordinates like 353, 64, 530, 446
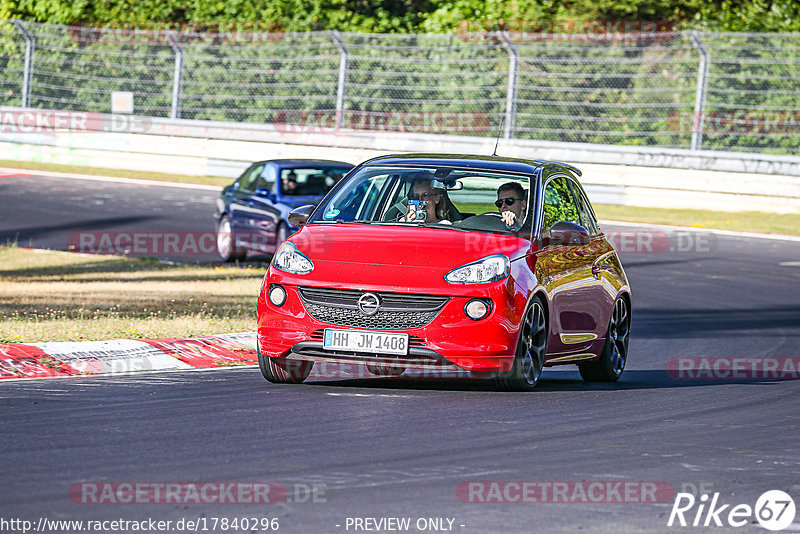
668, 490, 795, 530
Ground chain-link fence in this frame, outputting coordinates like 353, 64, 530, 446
1, 21, 799, 154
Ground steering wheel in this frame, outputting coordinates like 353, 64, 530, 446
457, 212, 509, 231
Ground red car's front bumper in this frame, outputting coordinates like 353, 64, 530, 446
256, 271, 528, 374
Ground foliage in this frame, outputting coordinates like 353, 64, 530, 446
1, 0, 800, 32
0, 1, 798, 154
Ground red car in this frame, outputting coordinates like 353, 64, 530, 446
256, 154, 631, 391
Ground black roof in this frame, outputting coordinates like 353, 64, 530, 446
361, 153, 581, 176
255, 159, 354, 168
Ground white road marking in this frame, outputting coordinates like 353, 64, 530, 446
0, 363, 257, 383
0, 166, 222, 191
601, 219, 800, 243
326, 392, 414, 398
281, 467, 509, 491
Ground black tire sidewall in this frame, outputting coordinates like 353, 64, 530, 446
579, 296, 629, 382
496, 296, 546, 392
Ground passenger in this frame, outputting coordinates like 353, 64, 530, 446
403, 178, 452, 224
496, 181, 527, 230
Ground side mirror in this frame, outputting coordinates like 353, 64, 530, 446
254, 188, 274, 200
288, 205, 315, 227
546, 221, 590, 247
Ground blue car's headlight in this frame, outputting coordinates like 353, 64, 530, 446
272, 241, 314, 274
445, 254, 510, 284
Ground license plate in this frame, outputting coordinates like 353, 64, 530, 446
323, 329, 409, 356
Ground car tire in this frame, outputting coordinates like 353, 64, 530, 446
216, 215, 246, 262
579, 296, 630, 382
495, 297, 547, 392
366, 364, 405, 376
257, 343, 313, 384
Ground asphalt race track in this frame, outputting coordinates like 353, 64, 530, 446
0, 173, 224, 263
2, 173, 800, 533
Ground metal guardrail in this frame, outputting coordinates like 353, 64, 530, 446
1, 107, 799, 177
1, 21, 799, 155
1, 108, 799, 213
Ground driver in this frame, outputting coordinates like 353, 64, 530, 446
283, 170, 298, 194
496, 181, 527, 230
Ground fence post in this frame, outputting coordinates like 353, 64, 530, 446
12, 19, 34, 108
689, 30, 710, 151
498, 32, 519, 139
167, 31, 184, 119
330, 31, 349, 130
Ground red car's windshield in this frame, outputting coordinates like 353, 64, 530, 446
309, 165, 535, 235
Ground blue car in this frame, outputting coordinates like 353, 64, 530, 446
214, 159, 354, 261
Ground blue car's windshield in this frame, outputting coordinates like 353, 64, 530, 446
309, 165, 535, 235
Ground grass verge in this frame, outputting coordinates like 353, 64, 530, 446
0, 159, 231, 187
0, 246, 262, 343
593, 204, 800, 236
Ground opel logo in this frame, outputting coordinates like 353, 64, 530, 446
357, 293, 381, 316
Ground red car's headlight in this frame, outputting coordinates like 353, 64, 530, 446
272, 241, 314, 275
445, 254, 510, 284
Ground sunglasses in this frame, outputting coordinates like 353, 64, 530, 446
410, 192, 437, 200
495, 197, 523, 208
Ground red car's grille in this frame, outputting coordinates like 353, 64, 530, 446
298, 287, 448, 330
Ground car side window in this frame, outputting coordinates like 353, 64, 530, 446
569, 181, 599, 235
542, 176, 580, 231
239, 164, 265, 193
254, 166, 276, 192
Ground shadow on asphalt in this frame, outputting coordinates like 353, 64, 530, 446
0, 215, 157, 243
300, 369, 797, 393
618, 257, 712, 269
633, 306, 800, 338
